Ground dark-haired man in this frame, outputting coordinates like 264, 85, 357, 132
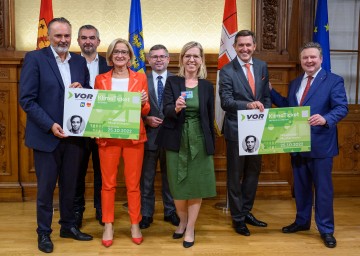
69, 115, 83, 134
244, 135, 257, 153
73, 24, 111, 229
219, 30, 271, 236
139, 44, 179, 229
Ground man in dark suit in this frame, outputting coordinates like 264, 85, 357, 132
73, 24, 112, 228
139, 44, 179, 229
19, 17, 93, 254
219, 30, 271, 236
270, 42, 348, 248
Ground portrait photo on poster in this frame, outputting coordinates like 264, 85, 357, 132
67, 114, 86, 135
242, 135, 259, 153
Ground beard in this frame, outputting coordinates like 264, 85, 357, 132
82, 44, 96, 55
53, 43, 69, 54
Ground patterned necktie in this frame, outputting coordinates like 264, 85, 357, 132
299, 76, 313, 106
157, 76, 164, 106
244, 63, 255, 96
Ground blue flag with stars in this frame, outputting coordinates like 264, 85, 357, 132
313, 0, 331, 72
129, 0, 146, 73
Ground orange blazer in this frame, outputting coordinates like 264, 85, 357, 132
95, 68, 150, 145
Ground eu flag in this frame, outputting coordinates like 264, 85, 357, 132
129, 0, 146, 73
313, 0, 331, 72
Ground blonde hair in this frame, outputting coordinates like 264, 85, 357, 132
178, 41, 207, 79
106, 38, 135, 66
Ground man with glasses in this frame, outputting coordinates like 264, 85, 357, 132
74, 24, 111, 228
139, 44, 179, 229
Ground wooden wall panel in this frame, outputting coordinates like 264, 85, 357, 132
1, 51, 360, 201
0, 61, 22, 201
1, 0, 359, 201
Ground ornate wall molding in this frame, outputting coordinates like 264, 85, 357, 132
0, 0, 15, 51
0, 68, 10, 80
0, 0, 4, 48
262, 0, 278, 50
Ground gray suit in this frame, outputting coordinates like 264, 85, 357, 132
219, 57, 271, 222
140, 72, 176, 218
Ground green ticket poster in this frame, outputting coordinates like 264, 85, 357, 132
237, 107, 311, 155
63, 88, 141, 139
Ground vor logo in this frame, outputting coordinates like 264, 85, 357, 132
242, 113, 265, 121
68, 91, 94, 100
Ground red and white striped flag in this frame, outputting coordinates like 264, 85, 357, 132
36, 0, 53, 49
215, 0, 238, 135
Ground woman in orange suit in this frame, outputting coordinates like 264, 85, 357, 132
94, 38, 150, 247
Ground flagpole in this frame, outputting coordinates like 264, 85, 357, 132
214, 0, 238, 213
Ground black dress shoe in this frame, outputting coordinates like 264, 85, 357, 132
38, 234, 53, 253
95, 208, 104, 226
164, 213, 180, 226
245, 213, 267, 227
321, 233, 337, 248
172, 229, 186, 239
233, 221, 250, 236
183, 231, 195, 248
60, 227, 93, 241
139, 216, 153, 229
74, 211, 83, 229
282, 222, 310, 233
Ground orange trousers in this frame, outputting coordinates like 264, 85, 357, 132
98, 143, 144, 224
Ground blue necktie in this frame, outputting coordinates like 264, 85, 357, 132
157, 76, 164, 106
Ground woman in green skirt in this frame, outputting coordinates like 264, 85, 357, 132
156, 41, 216, 248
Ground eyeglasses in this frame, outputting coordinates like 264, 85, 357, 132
113, 50, 129, 56
150, 55, 168, 60
79, 36, 97, 41
184, 54, 201, 60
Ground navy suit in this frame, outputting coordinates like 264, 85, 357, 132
219, 57, 271, 222
140, 72, 176, 218
271, 68, 348, 234
19, 47, 90, 235
74, 55, 112, 217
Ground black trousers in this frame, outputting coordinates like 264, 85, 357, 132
140, 148, 176, 217
226, 140, 262, 222
34, 137, 84, 235
73, 138, 102, 213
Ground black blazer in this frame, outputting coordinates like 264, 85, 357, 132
98, 54, 112, 74
155, 76, 215, 155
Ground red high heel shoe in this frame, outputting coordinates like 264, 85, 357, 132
131, 236, 143, 245
102, 239, 113, 247
102, 224, 114, 247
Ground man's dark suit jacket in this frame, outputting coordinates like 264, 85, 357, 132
98, 55, 112, 80
19, 47, 90, 152
144, 72, 173, 151
271, 68, 348, 158
156, 76, 215, 155
219, 57, 272, 141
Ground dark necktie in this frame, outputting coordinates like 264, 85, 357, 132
157, 76, 164, 106
299, 76, 313, 106
244, 63, 255, 96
